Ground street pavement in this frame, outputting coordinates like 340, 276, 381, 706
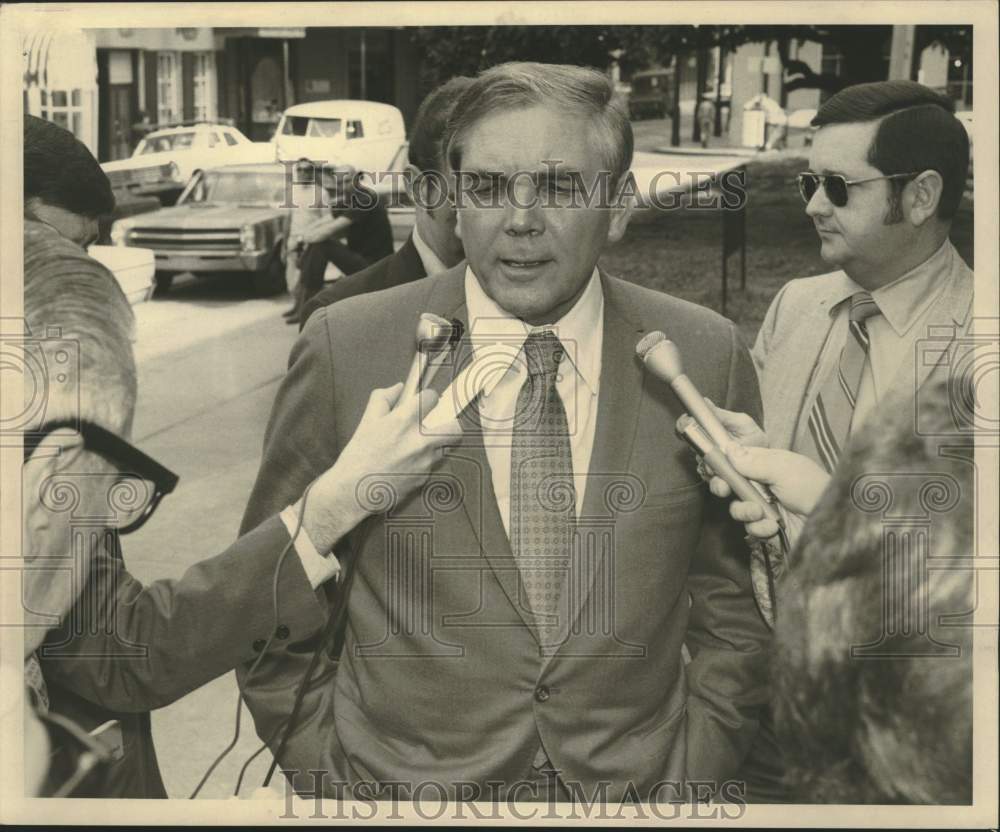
126, 274, 295, 799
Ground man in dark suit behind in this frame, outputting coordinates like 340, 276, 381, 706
239, 62, 771, 803
298, 76, 473, 329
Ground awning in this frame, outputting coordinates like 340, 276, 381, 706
22, 29, 97, 92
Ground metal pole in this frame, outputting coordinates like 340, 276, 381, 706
714, 44, 725, 137
360, 29, 367, 99
740, 195, 747, 291
282, 39, 294, 108
721, 209, 728, 317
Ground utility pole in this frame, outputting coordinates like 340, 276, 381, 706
670, 53, 682, 147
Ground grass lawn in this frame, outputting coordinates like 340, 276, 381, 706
603, 153, 975, 346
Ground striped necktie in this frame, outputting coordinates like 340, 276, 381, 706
509, 331, 576, 638
798, 292, 880, 473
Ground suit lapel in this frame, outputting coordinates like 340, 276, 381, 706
549, 276, 647, 654
767, 274, 853, 450
386, 235, 426, 289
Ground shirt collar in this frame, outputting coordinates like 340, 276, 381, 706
463, 265, 603, 396
411, 224, 449, 277
828, 240, 958, 335
870, 240, 956, 336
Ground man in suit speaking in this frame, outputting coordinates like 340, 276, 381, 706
239, 62, 771, 803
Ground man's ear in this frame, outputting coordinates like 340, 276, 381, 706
906, 170, 944, 227
403, 163, 421, 205
22, 431, 87, 557
606, 173, 637, 245
606, 200, 634, 245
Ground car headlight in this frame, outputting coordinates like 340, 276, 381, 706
110, 220, 134, 246
240, 223, 260, 253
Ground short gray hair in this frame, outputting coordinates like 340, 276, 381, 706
23, 220, 137, 438
446, 62, 633, 189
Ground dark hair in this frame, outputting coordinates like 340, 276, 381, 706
446, 62, 633, 189
24, 115, 115, 218
812, 80, 969, 220
408, 76, 475, 174
773, 376, 973, 803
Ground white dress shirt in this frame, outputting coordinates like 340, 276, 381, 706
279, 506, 341, 589
463, 266, 604, 534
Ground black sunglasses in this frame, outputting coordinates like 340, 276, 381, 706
23, 420, 179, 535
797, 171, 921, 208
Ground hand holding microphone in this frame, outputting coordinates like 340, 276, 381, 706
301, 313, 465, 552
635, 331, 784, 535
400, 313, 465, 400
703, 400, 831, 538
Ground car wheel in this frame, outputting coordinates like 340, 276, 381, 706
153, 273, 173, 296
252, 249, 287, 297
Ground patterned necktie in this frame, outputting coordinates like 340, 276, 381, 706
25, 652, 49, 713
798, 291, 880, 472
509, 331, 576, 637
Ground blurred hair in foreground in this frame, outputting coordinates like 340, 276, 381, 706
774, 375, 974, 804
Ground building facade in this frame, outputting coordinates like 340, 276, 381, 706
23, 26, 424, 163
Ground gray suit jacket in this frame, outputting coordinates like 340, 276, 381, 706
239, 264, 772, 800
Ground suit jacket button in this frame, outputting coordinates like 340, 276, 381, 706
275, 625, 290, 640
252, 638, 266, 652
535, 685, 550, 703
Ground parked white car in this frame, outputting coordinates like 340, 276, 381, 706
273, 100, 407, 176
102, 122, 275, 186
87, 244, 156, 305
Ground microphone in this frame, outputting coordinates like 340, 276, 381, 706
636, 331, 783, 529
400, 314, 464, 399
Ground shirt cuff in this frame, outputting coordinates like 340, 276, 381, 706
279, 505, 341, 589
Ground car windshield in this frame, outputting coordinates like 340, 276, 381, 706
139, 132, 197, 154
195, 170, 286, 205
281, 116, 343, 138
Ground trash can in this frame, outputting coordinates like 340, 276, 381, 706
742, 105, 767, 149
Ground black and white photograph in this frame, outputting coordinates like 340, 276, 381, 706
0, 2, 996, 825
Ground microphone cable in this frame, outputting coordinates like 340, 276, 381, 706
261, 531, 360, 789
188, 478, 317, 799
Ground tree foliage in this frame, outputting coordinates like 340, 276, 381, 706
408, 24, 972, 96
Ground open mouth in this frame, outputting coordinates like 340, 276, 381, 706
500, 258, 552, 269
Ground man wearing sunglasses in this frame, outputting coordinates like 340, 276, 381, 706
703, 80, 973, 802
18, 212, 460, 798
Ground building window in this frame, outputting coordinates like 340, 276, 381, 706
40, 88, 85, 140
157, 51, 180, 124
192, 52, 216, 122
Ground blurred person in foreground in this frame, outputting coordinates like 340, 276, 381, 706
18, 116, 459, 797
702, 80, 974, 802
773, 377, 974, 803
24, 114, 113, 248
297, 75, 474, 329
